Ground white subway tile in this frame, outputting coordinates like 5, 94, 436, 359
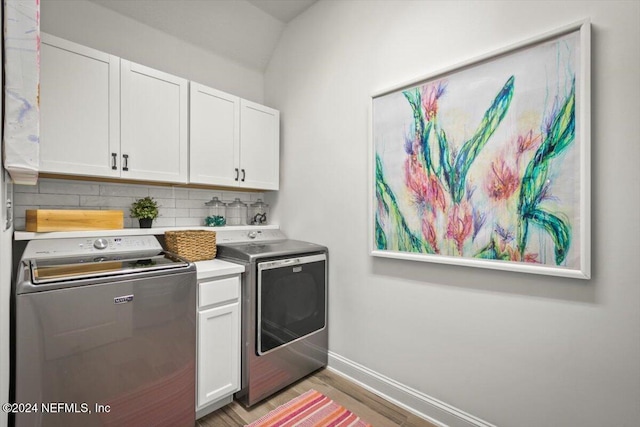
159, 208, 177, 217
14, 218, 26, 230
189, 208, 208, 218
14, 184, 38, 193
148, 187, 175, 198
172, 188, 189, 199
177, 199, 209, 209
174, 208, 190, 217
154, 217, 176, 227
14, 193, 80, 207
80, 196, 134, 208
154, 198, 175, 208
39, 181, 99, 195
38, 205, 82, 210
44, 178, 103, 186
175, 217, 203, 226
188, 189, 216, 200
100, 184, 149, 197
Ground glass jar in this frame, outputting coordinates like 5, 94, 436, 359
226, 198, 248, 226
204, 196, 226, 226
248, 199, 270, 225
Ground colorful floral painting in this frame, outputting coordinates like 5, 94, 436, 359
373, 25, 589, 278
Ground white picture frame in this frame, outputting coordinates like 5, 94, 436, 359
370, 20, 591, 279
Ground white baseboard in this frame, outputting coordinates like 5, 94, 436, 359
327, 352, 495, 427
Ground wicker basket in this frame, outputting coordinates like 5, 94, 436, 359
164, 230, 217, 261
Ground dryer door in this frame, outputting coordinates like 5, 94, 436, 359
257, 253, 326, 355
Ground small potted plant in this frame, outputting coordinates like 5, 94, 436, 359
130, 196, 159, 228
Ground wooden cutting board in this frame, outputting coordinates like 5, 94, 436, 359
25, 210, 124, 232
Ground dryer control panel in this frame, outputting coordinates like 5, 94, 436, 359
216, 229, 286, 244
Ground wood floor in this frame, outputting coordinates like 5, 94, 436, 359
197, 368, 437, 427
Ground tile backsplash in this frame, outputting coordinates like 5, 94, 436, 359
13, 178, 263, 230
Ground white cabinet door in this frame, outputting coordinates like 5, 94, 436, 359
121, 60, 188, 183
239, 100, 280, 190
197, 302, 240, 409
40, 34, 120, 178
189, 83, 240, 186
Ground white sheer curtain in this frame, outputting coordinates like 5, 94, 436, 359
3, 0, 40, 185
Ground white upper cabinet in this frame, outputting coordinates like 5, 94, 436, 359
121, 60, 188, 183
239, 100, 280, 190
190, 83, 280, 190
40, 34, 187, 184
189, 83, 240, 186
40, 34, 120, 178
40, 34, 276, 190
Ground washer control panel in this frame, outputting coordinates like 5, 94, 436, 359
93, 238, 109, 250
23, 235, 163, 259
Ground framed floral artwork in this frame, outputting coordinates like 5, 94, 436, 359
371, 20, 590, 279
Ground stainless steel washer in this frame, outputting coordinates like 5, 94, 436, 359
216, 229, 328, 407
12, 235, 197, 427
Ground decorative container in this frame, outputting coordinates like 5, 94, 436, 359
226, 198, 248, 226
248, 199, 270, 225
164, 230, 217, 261
138, 218, 153, 229
205, 196, 226, 226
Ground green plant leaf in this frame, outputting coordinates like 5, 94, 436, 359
451, 76, 515, 202
403, 88, 424, 139
420, 120, 434, 174
375, 155, 434, 254
375, 215, 388, 250
545, 81, 576, 159
474, 237, 514, 261
518, 80, 576, 254
526, 208, 571, 265
436, 124, 454, 194
130, 196, 159, 220
474, 239, 499, 259
403, 88, 436, 174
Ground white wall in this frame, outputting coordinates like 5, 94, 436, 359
265, 1, 640, 426
40, 0, 264, 103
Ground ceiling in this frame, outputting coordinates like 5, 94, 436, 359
246, 0, 317, 23
87, 0, 317, 71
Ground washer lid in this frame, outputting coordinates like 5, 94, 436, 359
217, 239, 327, 262
30, 251, 189, 284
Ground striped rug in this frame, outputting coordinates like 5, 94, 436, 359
246, 389, 372, 427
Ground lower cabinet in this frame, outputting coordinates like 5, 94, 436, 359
197, 275, 241, 416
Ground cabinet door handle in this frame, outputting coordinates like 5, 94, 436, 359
235, 168, 239, 181
111, 153, 117, 170
122, 154, 129, 171
241, 169, 246, 182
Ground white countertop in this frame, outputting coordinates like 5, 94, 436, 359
14, 224, 279, 240
195, 258, 245, 280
